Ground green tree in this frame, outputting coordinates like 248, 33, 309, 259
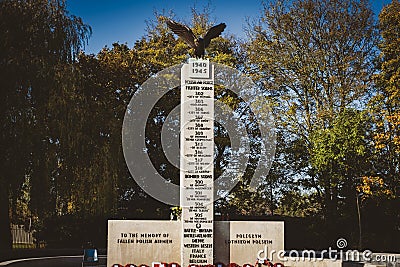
0, 0, 90, 248
276, 190, 321, 217
245, 0, 378, 243
74, 10, 241, 221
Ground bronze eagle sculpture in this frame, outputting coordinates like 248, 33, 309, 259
166, 19, 226, 58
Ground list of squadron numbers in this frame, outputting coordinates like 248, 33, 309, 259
181, 58, 214, 266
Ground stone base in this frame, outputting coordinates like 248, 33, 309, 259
107, 220, 284, 266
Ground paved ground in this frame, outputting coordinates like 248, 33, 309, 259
0, 255, 106, 267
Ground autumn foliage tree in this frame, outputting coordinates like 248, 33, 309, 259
362, 0, 400, 248
371, 0, 400, 199
245, 0, 378, 244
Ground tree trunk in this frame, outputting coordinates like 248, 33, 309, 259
324, 184, 339, 246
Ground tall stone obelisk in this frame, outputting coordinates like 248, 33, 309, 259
180, 58, 214, 267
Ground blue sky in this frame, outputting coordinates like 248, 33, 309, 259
67, 0, 391, 54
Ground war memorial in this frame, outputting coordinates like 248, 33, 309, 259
108, 20, 283, 267
108, 58, 284, 267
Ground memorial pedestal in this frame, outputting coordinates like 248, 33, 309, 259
108, 220, 284, 267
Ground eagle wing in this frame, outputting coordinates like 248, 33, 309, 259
203, 23, 226, 48
166, 19, 197, 49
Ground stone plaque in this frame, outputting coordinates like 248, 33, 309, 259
214, 221, 284, 265
107, 220, 181, 266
